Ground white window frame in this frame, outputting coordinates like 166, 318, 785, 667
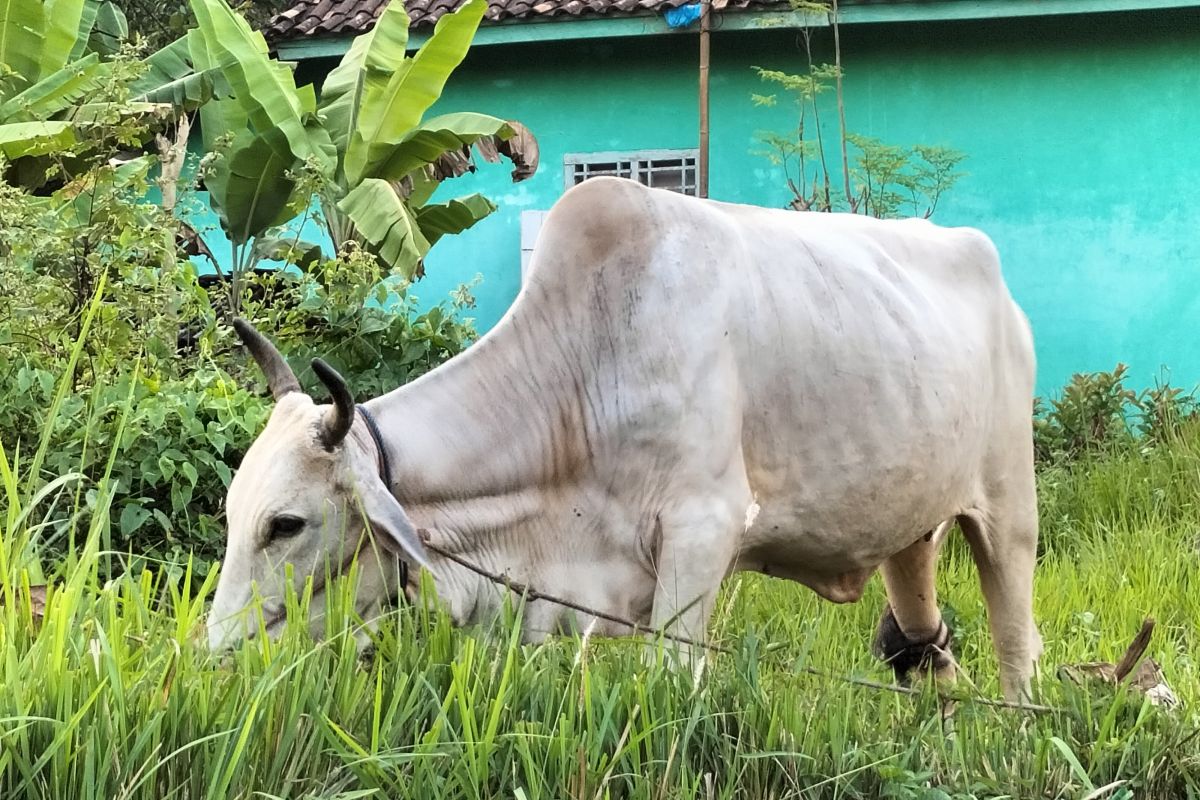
520, 209, 549, 284
562, 149, 701, 196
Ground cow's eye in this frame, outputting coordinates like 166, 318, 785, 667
268, 515, 305, 542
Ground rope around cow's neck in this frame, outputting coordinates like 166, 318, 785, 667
421, 540, 1062, 715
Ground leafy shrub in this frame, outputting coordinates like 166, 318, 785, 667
1033, 363, 1199, 466
1033, 364, 1138, 463
1133, 378, 1198, 445
0, 161, 207, 376
236, 243, 480, 399
0, 159, 477, 574
0, 364, 270, 569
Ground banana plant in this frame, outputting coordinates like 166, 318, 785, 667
188, 0, 537, 283
0, 0, 224, 185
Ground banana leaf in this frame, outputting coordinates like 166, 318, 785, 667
318, 33, 372, 158
0, 0, 46, 98
413, 192, 496, 247
373, 112, 513, 181
40, 0, 87, 78
204, 129, 300, 245
318, 0, 411, 158
205, 119, 335, 245
130, 31, 228, 111
0, 53, 104, 123
87, 1, 126, 56
337, 177, 431, 278
67, 0, 99, 61
189, 24, 246, 153
345, 0, 486, 185
319, 0, 415, 179
70, 101, 173, 124
0, 120, 75, 159
189, 0, 331, 176
322, 0, 414, 135
251, 236, 324, 268
361, 0, 411, 76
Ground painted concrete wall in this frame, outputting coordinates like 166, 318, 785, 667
272, 7, 1199, 397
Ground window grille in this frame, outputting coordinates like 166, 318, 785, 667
563, 149, 700, 196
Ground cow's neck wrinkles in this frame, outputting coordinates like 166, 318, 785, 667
364, 325, 586, 505
360, 307, 604, 628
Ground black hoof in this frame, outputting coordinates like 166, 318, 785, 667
872, 604, 953, 682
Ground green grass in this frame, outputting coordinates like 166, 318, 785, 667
3, 348, 1200, 798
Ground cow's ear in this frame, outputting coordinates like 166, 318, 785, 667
356, 475, 433, 572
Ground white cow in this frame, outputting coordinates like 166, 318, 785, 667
207, 176, 1042, 700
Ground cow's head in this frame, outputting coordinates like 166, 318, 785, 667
205, 319, 432, 650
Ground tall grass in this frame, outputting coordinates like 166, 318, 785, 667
3, 315, 1200, 798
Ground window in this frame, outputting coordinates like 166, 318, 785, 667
563, 149, 700, 196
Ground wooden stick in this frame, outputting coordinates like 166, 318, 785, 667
1114, 618, 1156, 683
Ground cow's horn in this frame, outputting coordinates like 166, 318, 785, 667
232, 318, 300, 400
312, 358, 354, 448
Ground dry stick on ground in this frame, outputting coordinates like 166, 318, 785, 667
1114, 618, 1155, 681
425, 543, 1062, 714
1059, 618, 1178, 707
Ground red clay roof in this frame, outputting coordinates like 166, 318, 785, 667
266, 0, 778, 41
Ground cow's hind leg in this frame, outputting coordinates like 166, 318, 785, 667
959, 491, 1042, 702
874, 525, 956, 686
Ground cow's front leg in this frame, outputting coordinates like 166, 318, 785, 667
646, 495, 743, 666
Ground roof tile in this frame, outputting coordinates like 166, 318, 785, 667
266, 0, 782, 41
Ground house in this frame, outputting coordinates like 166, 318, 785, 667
232, 0, 1200, 395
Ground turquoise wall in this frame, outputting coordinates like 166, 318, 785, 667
287, 7, 1200, 397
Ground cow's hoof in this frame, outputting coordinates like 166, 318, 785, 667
872, 604, 954, 683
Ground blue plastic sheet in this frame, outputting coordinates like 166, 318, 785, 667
664, 2, 702, 28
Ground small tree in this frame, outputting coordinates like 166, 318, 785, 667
751, 0, 966, 218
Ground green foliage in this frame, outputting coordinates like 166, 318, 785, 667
1134, 378, 1198, 444
0, 0, 217, 190
1033, 364, 1198, 465
0, 365, 271, 570
1034, 364, 1138, 462
750, 20, 967, 218
6, 4, 1199, 789
0, 133, 477, 572
0, 0, 489, 572
0, 155, 228, 567
0, 159, 186, 364
846, 134, 966, 219
2, 105, 1198, 790
238, 243, 481, 400
188, 0, 536, 294
120, 0, 290, 52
